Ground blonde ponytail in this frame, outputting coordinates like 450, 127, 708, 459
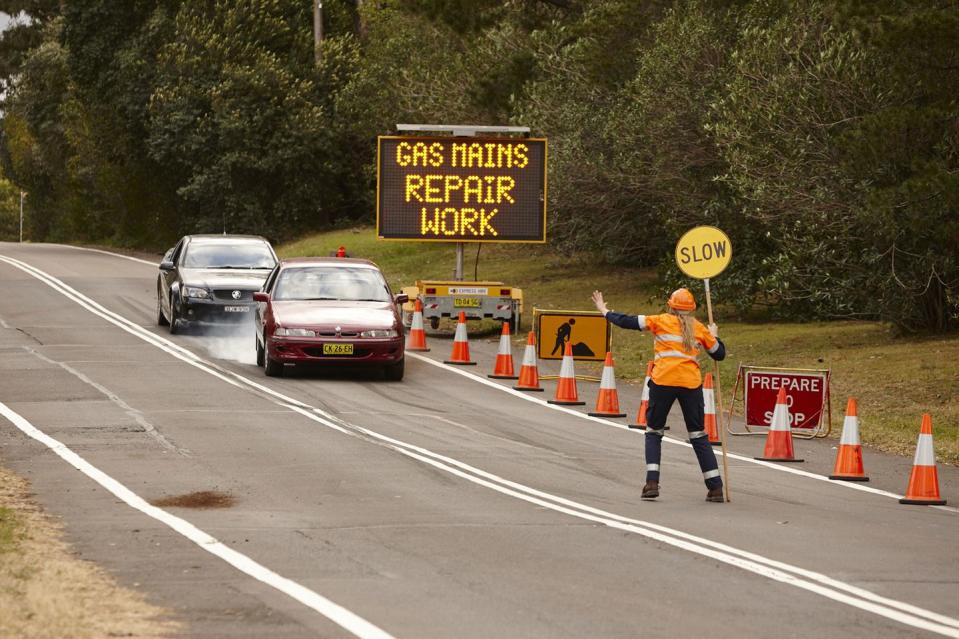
673, 310, 697, 352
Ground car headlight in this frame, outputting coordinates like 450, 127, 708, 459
182, 285, 210, 299
360, 329, 398, 338
274, 327, 316, 337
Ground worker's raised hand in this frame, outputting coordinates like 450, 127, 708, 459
591, 290, 608, 315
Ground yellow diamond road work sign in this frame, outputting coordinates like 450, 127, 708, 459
675, 226, 732, 279
536, 309, 610, 362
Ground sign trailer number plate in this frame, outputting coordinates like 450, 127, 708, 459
224, 306, 249, 313
323, 343, 354, 356
454, 297, 481, 308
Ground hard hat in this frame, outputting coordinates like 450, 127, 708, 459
667, 288, 696, 311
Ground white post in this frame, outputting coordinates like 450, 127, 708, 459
455, 243, 464, 281
19, 191, 24, 243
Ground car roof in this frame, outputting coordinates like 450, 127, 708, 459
186, 234, 271, 244
278, 257, 380, 269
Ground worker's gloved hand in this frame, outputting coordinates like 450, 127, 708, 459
591, 290, 608, 315
708, 322, 719, 337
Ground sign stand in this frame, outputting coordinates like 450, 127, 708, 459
725, 364, 833, 440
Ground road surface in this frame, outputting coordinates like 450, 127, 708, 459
1, 242, 957, 638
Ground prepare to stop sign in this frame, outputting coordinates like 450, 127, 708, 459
745, 370, 828, 430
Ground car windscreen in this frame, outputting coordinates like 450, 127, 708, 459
182, 243, 276, 269
273, 266, 391, 302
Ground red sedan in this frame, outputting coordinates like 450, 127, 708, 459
253, 258, 408, 379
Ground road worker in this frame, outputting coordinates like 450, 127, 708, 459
591, 288, 727, 502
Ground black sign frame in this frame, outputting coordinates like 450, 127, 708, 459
376, 135, 547, 243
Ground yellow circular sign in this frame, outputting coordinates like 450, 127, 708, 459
675, 226, 732, 279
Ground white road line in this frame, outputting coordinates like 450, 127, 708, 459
3, 253, 959, 637
407, 352, 959, 514
48, 243, 958, 513
58, 243, 160, 266
0, 401, 394, 639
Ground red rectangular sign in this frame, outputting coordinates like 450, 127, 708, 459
744, 370, 827, 430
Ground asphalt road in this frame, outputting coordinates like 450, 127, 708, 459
1, 242, 957, 639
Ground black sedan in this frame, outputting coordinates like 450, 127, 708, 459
157, 234, 278, 333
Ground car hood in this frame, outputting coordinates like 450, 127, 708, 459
272, 301, 398, 330
180, 268, 271, 289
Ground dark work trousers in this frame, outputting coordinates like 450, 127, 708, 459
644, 380, 722, 489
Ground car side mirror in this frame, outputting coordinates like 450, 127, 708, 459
159, 260, 175, 271
253, 292, 270, 303
394, 293, 409, 305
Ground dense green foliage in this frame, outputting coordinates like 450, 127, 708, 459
0, 0, 956, 330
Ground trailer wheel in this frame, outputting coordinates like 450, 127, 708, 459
429, 317, 440, 330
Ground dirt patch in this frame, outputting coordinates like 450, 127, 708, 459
150, 490, 235, 509
0, 465, 177, 638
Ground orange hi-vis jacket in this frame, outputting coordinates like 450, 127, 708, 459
605, 311, 725, 389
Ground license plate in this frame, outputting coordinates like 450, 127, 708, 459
453, 297, 481, 308
224, 306, 249, 313
323, 343, 354, 355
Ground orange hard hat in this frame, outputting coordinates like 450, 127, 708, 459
667, 288, 696, 311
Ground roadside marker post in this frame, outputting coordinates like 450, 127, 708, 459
675, 225, 732, 502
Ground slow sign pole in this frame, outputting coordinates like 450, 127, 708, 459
675, 226, 733, 502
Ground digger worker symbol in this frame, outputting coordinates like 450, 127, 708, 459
592, 288, 727, 502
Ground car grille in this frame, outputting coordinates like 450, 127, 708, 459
316, 331, 359, 337
212, 289, 254, 301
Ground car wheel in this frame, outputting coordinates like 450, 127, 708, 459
157, 288, 169, 326
264, 355, 283, 378
384, 358, 405, 381
169, 298, 181, 334
255, 336, 265, 367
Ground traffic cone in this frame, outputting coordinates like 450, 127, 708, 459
444, 311, 476, 365
704, 373, 721, 446
406, 298, 430, 352
488, 322, 518, 379
548, 342, 585, 406
513, 332, 543, 392
829, 398, 868, 481
755, 387, 804, 462
900, 414, 946, 505
588, 352, 627, 417
628, 361, 655, 430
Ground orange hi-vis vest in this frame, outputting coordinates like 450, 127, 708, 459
638, 313, 719, 389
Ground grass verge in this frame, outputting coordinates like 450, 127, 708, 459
278, 227, 959, 464
0, 465, 176, 638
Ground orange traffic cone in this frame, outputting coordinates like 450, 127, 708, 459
900, 414, 946, 505
548, 342, 585, 406
704, 373, 721, 446
588, 352, 627, 417
629, 361, 657, 430
406, 298, 430, 352
829, 398, 868, 482
488, 322, 518, 379
755, 387, 803, 462
513, 332, 543, 392
444, 311, 476, 365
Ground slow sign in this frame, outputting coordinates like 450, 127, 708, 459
675, 226, 732, 280
376, 136, 547, 243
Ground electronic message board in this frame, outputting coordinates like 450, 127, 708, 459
376, 136, 547, 243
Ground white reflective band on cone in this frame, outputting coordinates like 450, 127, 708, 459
454, 322, 467, 341
703, 469, 721, 479
770, 403, 791, 431
521, 345, 536, 366
646, 464, 660, 472
559, 354, 575, 378
914, 434, 937, 466
411, 312, 424, 330
703, 388, 716, 414
498, 334, 510, 354
840, 415, 860, 445
641, 377, 651, 401
600, 365, 616, 389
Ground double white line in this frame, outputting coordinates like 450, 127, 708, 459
2, 252, 958, 638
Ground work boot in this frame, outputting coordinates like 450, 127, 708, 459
706, 486, 725, 503
641, 481, 659, 500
